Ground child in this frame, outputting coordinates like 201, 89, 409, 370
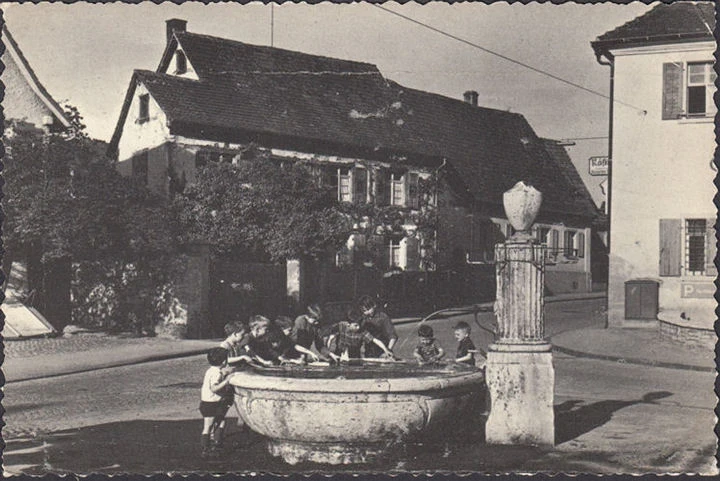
359, 295, 398, 358
453, 321, 476, 366
247, 315, 319, 366
220, 321, 253, 366
219, 321, 252, 429
274, 316, 294, 337
199, 347, 234, 458
291, 304, 331, 361
413, 324, 444, 364
327, 306, 394, 362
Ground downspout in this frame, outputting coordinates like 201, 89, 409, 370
595, 49, 614, 252
595, 48, 613, 328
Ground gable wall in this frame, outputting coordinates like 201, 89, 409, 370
117, 83, 172, 163
2, 48, 56, 127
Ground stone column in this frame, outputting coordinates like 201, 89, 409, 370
485, 182, 555, 447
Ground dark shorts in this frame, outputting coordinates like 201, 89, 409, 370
199, 399, 232, 418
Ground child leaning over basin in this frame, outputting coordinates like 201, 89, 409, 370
219, 321, 253, 429
291, 304, 332, 361
326, 306, 394, 362
199, 347, 234, 459
413, 324, 445, 364
247, 315, 319, 366
219, 320, 253, 366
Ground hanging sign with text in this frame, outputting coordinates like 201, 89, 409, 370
589, 156, 609, 176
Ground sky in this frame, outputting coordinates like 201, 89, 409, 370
2, 1, 655, 205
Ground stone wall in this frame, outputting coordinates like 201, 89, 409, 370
658, 319, 715, 349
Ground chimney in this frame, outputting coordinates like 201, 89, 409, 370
166, 19, 187, 44
463, 90, 479, 107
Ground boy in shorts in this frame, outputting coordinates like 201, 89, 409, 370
199, 347, 234, 458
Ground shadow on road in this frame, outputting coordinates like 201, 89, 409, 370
4, 415, 541, 475
555, 391, 673, 444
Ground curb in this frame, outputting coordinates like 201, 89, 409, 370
551, 343, 715, 373
5, 347, 213, 384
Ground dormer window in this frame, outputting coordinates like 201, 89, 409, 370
138, 94, 149, 123
175, 50, 187, 75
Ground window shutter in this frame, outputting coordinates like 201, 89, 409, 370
375, 168, 390, 206
706, 218, 717, 277
403, 236, 420, 271
577, 232, 585, 258
353, 167, 367, 204
662, 62, 684, 120
406, 172, 419, 209
659, 219, 682, 276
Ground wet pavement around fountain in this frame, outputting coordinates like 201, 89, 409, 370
3, 297, 717, 475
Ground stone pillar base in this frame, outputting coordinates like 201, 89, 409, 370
485, 344, 554, 447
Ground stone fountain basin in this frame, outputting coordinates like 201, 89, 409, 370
229, 362, 485, 465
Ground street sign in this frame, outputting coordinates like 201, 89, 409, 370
589, 156, 609, 176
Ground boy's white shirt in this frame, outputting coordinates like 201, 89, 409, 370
201, 366, 225, 402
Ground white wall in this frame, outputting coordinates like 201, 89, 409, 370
608, 41, 716, 325
116, 82, 172, 164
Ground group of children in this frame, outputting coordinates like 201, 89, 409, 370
198, 296, 483, 459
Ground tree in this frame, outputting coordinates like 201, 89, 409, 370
3, 107, 180, 333
174, 150, 351, 262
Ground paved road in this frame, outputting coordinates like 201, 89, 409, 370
3, 298, 716, 475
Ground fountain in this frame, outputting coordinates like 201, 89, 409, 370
228, 361, 485, 465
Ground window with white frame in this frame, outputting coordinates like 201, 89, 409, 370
390, 173, 405, 206
563, 231, 576, 257
687, 62, 716, 117
389, 239, 402, 268
662, 61, 717, 119
685, 219, 707, 275
338, 168, 352, 202
576, 231, 585, 258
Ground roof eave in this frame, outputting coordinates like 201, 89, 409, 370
108, 71, 144, 156
591, 32, 714, 54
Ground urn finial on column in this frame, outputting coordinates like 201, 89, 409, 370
503, 181, 542, 241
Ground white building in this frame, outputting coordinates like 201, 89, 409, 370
592, 2, 716, 329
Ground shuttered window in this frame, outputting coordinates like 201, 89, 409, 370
662, 61, 716, 120
659, 219, 682, 276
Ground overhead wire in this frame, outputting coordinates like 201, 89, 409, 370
371, 4, 648, 114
